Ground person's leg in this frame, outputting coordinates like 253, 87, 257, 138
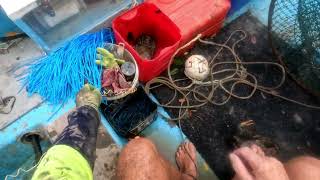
54, 105, 100, 167
32, 105, 99, 180
116, 137, 197, 180
284, 156, 320, 180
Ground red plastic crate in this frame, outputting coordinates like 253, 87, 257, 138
146, 0, 231, 49
112, 3, 181, 82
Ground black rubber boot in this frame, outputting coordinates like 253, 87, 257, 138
54, 105, 100, 167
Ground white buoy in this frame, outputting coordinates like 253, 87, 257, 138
184, 55, 210, 81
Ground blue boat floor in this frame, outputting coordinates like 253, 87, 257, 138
0, 38, 43, 129
0, 97, 218, 179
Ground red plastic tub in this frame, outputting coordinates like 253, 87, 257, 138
146, 0, 231, 51
112, 3, 181, 82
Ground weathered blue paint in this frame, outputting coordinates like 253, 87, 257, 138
0, 101, 75, 179
14, 19, 48, 51
0, 8, 21, 38
229, 0, 251, 16
249, 0, 271, 25
0, 95, 218, 179
228, 0, 271, 25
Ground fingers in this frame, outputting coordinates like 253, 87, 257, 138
233, 147, 263, 171
93, 88, 101, 95
83, 84, 90, 90
250, 144, 265, 157
231, 145, 289, 180
88, 84, 96, 91
82, 84, 99, 92
229, 153, 253, 180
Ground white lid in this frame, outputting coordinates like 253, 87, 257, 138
0, 0, 38, 19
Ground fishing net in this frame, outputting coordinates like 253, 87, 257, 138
100, 86, 157, 138
269, 0, 320, 95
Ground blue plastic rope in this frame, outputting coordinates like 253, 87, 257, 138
20, 28, 115, 104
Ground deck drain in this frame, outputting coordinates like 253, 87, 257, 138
21, 132, 43, 163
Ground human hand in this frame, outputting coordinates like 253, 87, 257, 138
76, 84, 102, 111
229, 145, 289, 180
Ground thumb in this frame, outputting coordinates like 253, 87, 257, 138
93, 87, 101, 95
83, 84, 90, 89
229, 153, 253, 180
87, 84, 96, 91
83, 84, 96, 91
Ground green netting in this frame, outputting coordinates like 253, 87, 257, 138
269, 0, 320, 95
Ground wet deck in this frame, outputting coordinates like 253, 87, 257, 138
152, 12, 320, 179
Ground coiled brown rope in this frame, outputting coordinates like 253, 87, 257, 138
144, 30, 320, 121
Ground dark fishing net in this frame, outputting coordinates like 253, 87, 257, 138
269, 0, 320, 95
100, 86, 158, 138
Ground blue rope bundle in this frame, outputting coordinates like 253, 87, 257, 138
20, 28, 114, 104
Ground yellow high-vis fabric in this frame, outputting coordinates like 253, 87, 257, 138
32, 145, 92, 180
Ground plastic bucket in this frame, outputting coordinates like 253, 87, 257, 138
102, 43, 139, 101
